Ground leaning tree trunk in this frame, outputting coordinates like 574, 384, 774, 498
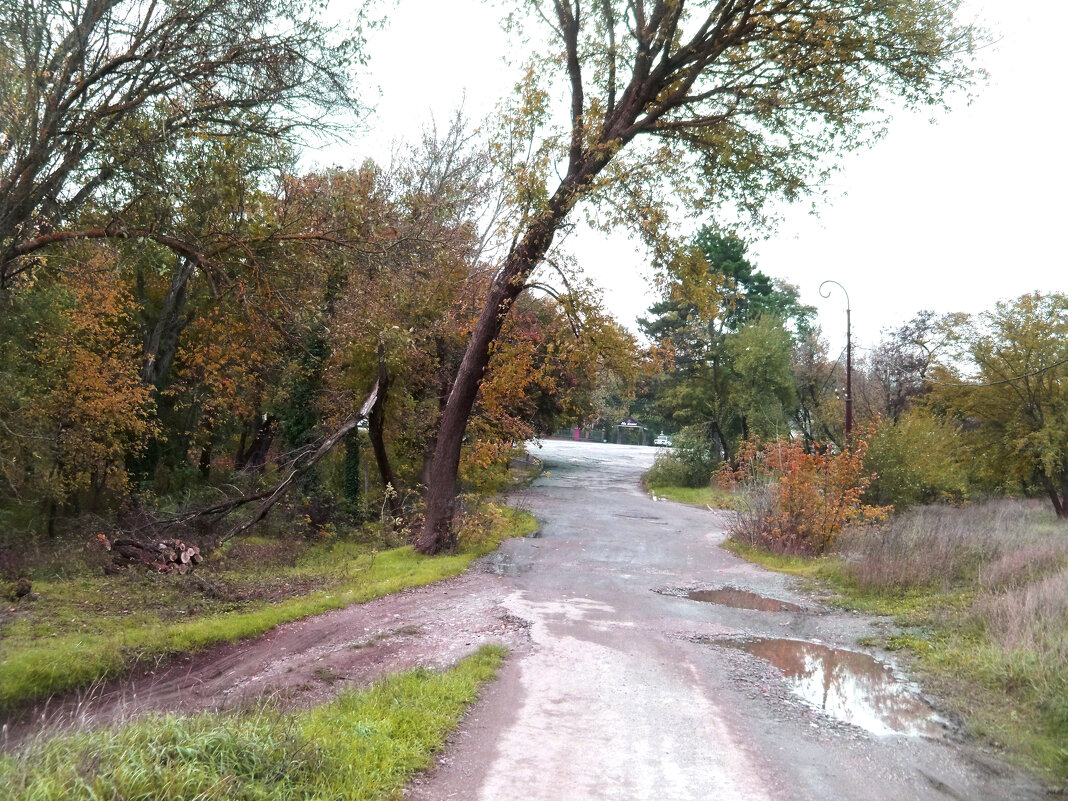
414, 155, 614, 554
415, 276, 524, 553
1043, 474, 1068, 518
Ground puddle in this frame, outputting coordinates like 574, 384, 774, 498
686, 588, 801, 613
722, 638, 945, 737
479, 551, 531, 576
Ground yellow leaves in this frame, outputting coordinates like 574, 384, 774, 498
662, 244, 726, 325
25, 248, 158, 501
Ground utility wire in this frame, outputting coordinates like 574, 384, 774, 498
923, 355, 1068, 388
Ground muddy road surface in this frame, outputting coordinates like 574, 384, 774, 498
5, 441, 1047, 799
407, 440, 1045, 801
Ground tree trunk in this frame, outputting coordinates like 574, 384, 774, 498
368, 344, 403, 521
141, 256, 196, 388
415, 276, 523, 553
238, 415, 276, 473
419, 338, 452, 488
234, 427, 250, 470
1040, 474, 1066, 518
198, 441, 213, 480
414, 97, 629, 554
343, 427, 364, 522
710, 421, 730, 464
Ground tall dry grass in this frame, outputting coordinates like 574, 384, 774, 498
974, 567, 1068, 659
836, 498, 1068, 740
776, 497, 1068, 772
835, 499, 1068, 593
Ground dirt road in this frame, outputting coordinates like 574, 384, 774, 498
7, 440, 1047, 799
407, 440, 1045, 801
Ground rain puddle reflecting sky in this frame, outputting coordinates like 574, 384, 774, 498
686, 588, 801, 613
723, 638, 945, 737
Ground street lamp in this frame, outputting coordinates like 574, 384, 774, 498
819, 280, 852, 441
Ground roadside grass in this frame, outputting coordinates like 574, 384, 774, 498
0, 505, 536, 713
721, 540, 822, 577
647, 482, 739, 510
0, 645, 506, 801
724, 498, 1068, 781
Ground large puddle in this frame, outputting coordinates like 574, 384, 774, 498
686, 588, 801, 613
723, 638, 945, 737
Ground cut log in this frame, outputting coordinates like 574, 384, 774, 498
106, 537, 206, 575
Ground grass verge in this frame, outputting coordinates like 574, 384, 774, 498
647, 482, 738, 509
0, 505, 535, 714
0, 645, 506, 800
723, 501, 1068, 783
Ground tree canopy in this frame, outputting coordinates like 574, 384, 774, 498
416, 0, 982, 552
932, 293, 1068, 517
0, 0, 990, 556
0, 0, 366, 287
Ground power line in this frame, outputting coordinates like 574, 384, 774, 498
923, 355, 1068, 388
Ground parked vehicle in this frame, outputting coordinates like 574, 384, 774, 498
653, 433, 673, 447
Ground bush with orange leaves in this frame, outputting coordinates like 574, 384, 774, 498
719, 437, 890, 555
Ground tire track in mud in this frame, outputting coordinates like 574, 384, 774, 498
2, 568, 526, 748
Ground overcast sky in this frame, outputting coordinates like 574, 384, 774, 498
315, 0, 1067, 355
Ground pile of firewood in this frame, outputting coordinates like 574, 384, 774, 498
99, 535, 204, 574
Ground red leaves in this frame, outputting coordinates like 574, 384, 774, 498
720, 436, 889, 555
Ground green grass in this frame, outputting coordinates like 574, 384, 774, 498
0, 646, 506, 800
725, 535, 1068, 782
0, 506, 536, 713
721, 539, 823, 577
647, 482, 739, 509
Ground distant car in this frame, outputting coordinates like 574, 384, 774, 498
653, 434, 672, 447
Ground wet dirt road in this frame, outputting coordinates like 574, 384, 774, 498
407, 440, 1046, 801
5, 441, 1048, 799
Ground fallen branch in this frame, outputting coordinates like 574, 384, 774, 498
113, 381, 379, 558
216, 381, 380, 546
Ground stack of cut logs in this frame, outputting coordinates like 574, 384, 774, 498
108, 537, 204, 574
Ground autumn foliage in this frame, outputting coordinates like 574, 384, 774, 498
719, 437, 890, 555
0, 142, 636, 547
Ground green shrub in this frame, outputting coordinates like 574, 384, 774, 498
864, 410, 969, 509
645, 425, 720, 488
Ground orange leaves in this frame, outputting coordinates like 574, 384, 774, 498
32, 250, 158, 502
720, 435, 889, 555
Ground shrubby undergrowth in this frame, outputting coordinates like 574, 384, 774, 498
721, 437, 889, 555
863, 411, 970, 509
644, 426, 722, 489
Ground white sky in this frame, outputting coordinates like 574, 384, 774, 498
314, 0, 1068, 354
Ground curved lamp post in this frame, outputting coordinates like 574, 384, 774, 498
819, 280, 852, 440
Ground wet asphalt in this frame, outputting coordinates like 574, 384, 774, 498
407, 440, 1047, 801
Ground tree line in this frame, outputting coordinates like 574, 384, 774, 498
1, 0, 984, 554
635, 228, 1068, 517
